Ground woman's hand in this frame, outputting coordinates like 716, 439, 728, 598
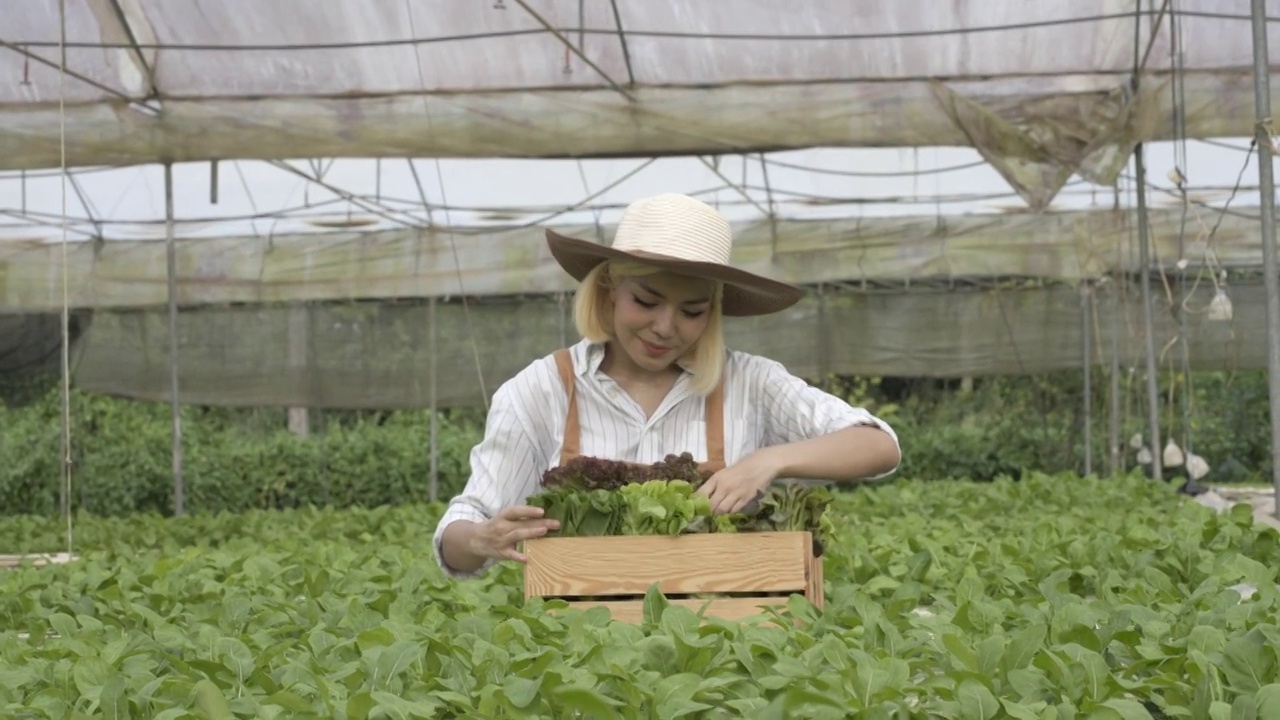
696, 425, 901, 516
697, 450, 782, 515
467, 505, 560, 563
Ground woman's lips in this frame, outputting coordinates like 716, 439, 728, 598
641, 340, 669, 357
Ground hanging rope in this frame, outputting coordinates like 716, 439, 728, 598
1169, 0, 1194, 463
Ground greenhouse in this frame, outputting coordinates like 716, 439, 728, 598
3, 1, 1280, 716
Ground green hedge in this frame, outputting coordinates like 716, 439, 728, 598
878, 370, 1273, 484
0, 391, 482, 518
0, 368, 1271, 518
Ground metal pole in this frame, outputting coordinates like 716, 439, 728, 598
558, 292, 568, 347
429, 296, 439, 503
1177, 231, 1193, 462
1250, 0, 1280, 517
818, 283, 831, 392
287, 305, 309, 437
1134, 144, 1163, 482
1081, 282, 1093, 476
1109, 277, 1122, 477
164, 162, 185, 515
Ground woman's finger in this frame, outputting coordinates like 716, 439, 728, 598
716, 494, 747, 516
696, 477, 719, 497
487, 524, 558, 563
478, 520, 556, 558
497, 546, 529, 563
503, 523, 554, 544
498, 505, 548, 521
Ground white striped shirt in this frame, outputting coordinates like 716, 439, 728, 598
432, 338, 899, 578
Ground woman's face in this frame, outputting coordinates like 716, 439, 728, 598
608, 271, 714, 374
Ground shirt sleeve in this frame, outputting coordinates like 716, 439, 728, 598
432, 366, 554, 579
749, 354, 901, 480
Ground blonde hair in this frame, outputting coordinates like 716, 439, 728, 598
572, 259, 726, 396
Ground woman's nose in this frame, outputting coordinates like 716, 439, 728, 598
651, 309, 675, 336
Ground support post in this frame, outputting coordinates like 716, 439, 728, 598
164, 162, 185, 516
1081, 282, 1093, 477
1109, 278, 1122, 477
1250, 0, 1280, 517
1177, 230, 1192, 461
1134, 145, 1163, 481
287, 304, 310, 437
817, 283, 831, 392
558, 292, 568, 347
429, 296, 439, 503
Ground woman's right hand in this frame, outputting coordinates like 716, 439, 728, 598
468, 505, 560, 563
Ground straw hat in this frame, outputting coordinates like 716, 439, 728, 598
545, 193, 804, 316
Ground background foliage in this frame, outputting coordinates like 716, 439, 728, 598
0, 367, 1270, 518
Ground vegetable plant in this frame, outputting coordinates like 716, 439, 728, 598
2, 471, 1279, 718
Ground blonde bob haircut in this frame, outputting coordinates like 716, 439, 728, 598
572, 258, 726, 396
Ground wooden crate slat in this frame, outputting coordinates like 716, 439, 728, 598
524, 531, 809, 598
807, 549, 825, 610
559, 596, 793, 624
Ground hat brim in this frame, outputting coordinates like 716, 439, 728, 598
546, 229, 804, 317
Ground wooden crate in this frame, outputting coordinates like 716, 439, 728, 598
523, 531, 823, 624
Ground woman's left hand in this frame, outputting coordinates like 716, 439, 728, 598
697, 450, 781, 515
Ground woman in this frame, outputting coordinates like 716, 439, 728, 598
433, 193, 900, 579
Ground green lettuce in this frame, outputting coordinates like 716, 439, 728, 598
527, 468, 833, 554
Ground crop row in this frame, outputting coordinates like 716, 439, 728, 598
2, 472, 1279, 718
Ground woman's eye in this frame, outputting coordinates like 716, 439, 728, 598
682, 310, 705, 319
634, 298, 657, 308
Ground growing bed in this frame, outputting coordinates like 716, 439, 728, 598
2, 472, 1278, 718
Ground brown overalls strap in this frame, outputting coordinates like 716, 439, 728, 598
553, 348, 725, 475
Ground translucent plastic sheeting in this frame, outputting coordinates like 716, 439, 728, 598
0, 139, 1236, 247
65, 278, 1268, 410
2, 1, 1279, 174
0, 206, 1263, 312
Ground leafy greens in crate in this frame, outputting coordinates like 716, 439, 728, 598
527, 452, 835, 554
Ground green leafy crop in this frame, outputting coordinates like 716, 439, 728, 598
526, 453, 834, 551
2, 471, 1280, 718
